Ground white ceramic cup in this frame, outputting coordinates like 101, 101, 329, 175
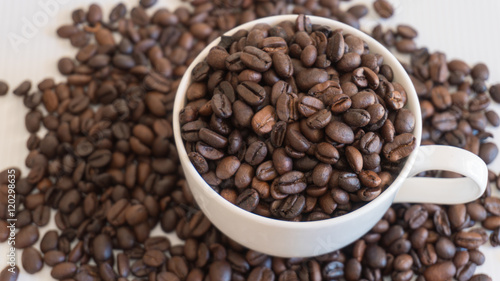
172, 15, 488, 258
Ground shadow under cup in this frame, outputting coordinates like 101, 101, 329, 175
172, 15, 484, 258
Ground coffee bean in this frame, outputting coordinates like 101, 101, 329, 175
315, 142, 339, 165
348, 4, 369, 19
298, 96, 325, 117
252, 105, 277, 135
385, 91, 405, 110
16, 224, 39, 249
483, 197, 500, 216
478, 142, 498, 164
237, 81, 266, 106
331, 94, 352, 113
13, 80, 31, 96
374, 0, 394, 18
383, 133, 417, 162
325, 120, 354, 144
296, 68, 329, 91
338, 172, 360, 192
0, 266, 19, 281
273, 52, 293, 78
0, 81, 8, 96
216, 156, 241, 180
92, 233, 113, 261
236, 188, 260, 212
241, 46, 272, 72
343, 109, 371, 127
276, 194, 306, 219
87, 4, 103, 25
188, 152, 209, 174
483, 216, 500, 230
88, 149, 112, 168
209, 261, 231, 281
51, 262, 77, 280
276, 92, 299, 122
140, 0, 157, 8
397, 25, 418, 39
365, 244, 387, 268
470, 274, 493, 281
455, 231, 485, 249
22, 247, 43, 274
471, 63, 489, 80
143, 249, 166, 267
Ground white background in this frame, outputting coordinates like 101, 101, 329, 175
0, 0, 499, 280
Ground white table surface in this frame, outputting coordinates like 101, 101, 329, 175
0, 0, 499, 280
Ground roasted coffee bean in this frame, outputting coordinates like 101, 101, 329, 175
343, 109, 371, 127
0, 266, 19, 281
236, 188, 260, 212
309, 80, 343, 106
51, 262, 77, 280
385, 91, 405, 110
16, 224, 39, 249
298, 96, 324, 117
352, 67, 379, 89
237, 81, 266, 106
315, 142, 339, 165
92, 233, 113, 261
244, 140, 267, 165
273, 52, 294, 78
322, 261, 344, 279
13, 80, 32, 96
43, 250, 65, 267
471, 63, 489, 80
383, 133, 417, 162
397, 25, 418, 39
455, 231, 485, 249
241, 47, 272, 72
189, 152, 209, 174
306, 109, 331, 129
87, 4, 102, 25
478, 142, 498, 164
275, 194, 306, 219
276, 92, 299, 122
209, 261, 231, 281
338, 172, 360, 192
88, 150, 112, 168
396, 39, 417, 53
143, 249, 166, 267
0, 81, 8, 96
423, 261, 456, 281
484, 197, 500, 216
277, 171, 307, 194
20, 247, 43, 274
216, 156, 241, 180
325, 120, 354, 144
296, 68, 329, 91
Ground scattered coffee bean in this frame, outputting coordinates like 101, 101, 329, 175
0, 81, 8, 96
374, 0, 394, 18
13, 80, 31, 96
21, 247, 44, 274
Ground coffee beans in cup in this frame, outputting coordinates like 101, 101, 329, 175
0, 0, 498, 280
180, 16, 417, 221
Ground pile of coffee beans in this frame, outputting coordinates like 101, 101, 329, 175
0, 0, 498, 280
180, 16, 417, 221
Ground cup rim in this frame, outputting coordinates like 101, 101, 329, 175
173, 15, 423, 229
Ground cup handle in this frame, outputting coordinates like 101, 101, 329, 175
393, 145, 488, 204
